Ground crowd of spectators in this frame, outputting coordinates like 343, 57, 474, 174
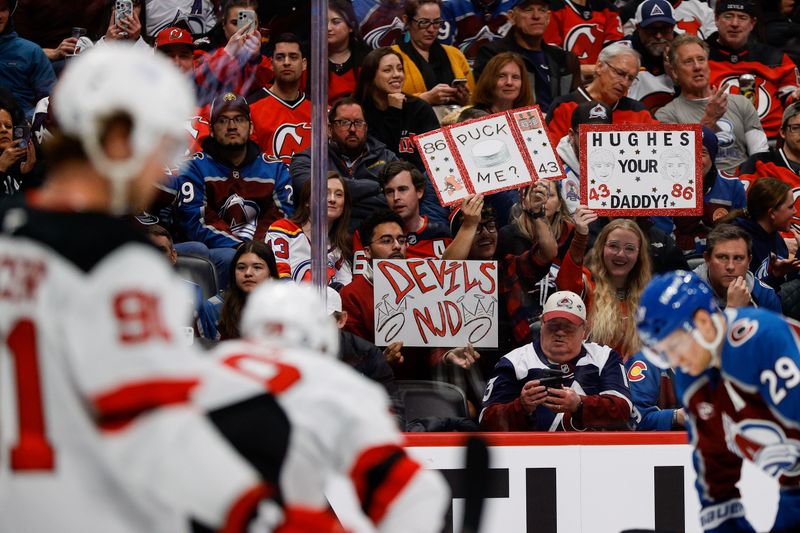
3, 0, 800, 433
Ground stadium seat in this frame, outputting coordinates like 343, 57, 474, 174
396, 380, 469, 421
176, 254, 219, 300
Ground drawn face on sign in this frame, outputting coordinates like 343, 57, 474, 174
590, 149, 615, 182
660, 149, 689, 182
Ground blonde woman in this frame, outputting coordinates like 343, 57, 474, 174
586, 219, 652, 359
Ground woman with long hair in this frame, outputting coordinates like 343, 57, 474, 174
354, 47, 440, 169
200, 240, 279, 340
266, 172, 353, 287
586, 219, 652, 359
470, 52, 533, 114
726, 177, 800, 288
328, 0, 369, 104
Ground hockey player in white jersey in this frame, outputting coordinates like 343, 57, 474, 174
213, 280, 450, 532
636, 270, 800, 533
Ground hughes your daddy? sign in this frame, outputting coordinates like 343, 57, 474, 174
579, 124, 703, 216
372, 259, 498, 348
413, 106, 565, 207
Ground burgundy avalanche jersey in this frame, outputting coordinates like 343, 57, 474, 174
440, 0, 515, 65
674, 307, 800, 531
544, 0, 623, 65
248, 89, 313, 166
546, 86, 657, 142
738, 149, 800, 233
708, 38, 800, 139
355, 0, 407, 49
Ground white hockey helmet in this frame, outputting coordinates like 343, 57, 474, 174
241, 281, 340, 358
52, 43, 194, 213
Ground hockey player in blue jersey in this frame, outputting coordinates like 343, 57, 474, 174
636, 270, 800, 533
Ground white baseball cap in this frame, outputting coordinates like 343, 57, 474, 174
326, 286, 343, 315
542, 291, 586, 325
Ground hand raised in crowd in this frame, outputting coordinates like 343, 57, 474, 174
45, 37, 78, 60
383, 341, 404, 366
387, 92, 407, 109
0, 139, 27, 173
444, 343, 480, 369
522, 181, 549, 215
519, 379, 548, 414
420, 83, 457, 106
572, 204, 598, 236
725, 276, 751, 308
543, 386, 582, 414
224, 24, 262, 63
702, 84, 729, 128
768, 251, 800, 279
460, 194, 484, 229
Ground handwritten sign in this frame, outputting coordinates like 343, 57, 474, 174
372, 259, 498, 348
414, 106, 565, 207
580, 124, 703, 216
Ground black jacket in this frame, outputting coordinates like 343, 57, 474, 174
472, 28, 581, 111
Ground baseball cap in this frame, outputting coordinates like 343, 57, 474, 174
701, 126, 718, 163
155, 26, 194, 49
326, 287, 342, 315
542, 291, 586, 325
782, 101, 800, 128
715, 0, 756, 16
635, 0, 676, 27
209, 92, 250, 124
571, 100, 612, 130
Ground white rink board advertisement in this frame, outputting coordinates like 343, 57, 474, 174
372, 259, 498, 348
328, 434, 778, 533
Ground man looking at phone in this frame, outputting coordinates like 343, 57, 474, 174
480, 290, 632, 431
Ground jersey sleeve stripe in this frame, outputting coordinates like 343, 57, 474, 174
220, 483, 273, 533
350, 444, 422, 524
91, 378, 200, 431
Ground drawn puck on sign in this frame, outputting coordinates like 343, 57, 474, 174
472, 139, 510, 168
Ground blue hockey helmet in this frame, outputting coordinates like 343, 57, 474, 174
636, 270, 720, 351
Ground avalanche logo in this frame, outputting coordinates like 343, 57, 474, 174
727, 317, 758, 347
627, 360, 648, 382
460, 25, 503, 63
564, 24, 599, 61
273, 123, 312, 165
363, 17, 405, 49
719, 75, 772, 122
220, 194, 260, 240
722, 416, 800, 477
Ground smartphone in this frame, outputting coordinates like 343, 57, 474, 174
237, 9, 257, 33
451, 78, 467, 88
13, 125, 30, 162
115, 0, 133, 25
536, 369, 563, 390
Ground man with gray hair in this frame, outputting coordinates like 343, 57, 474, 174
656, 33, 768, 172
546, 42, 658, 142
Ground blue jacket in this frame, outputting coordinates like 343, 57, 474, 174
693, 262, 782, 313
177, 139, 293, 249
0, 31, 55, 118
731, 216, 794, 289
625, 351, 678, 431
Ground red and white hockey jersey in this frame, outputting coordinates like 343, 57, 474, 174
249, 88, 313, 166
544, 0, 623, 65
266, 218, 352, 286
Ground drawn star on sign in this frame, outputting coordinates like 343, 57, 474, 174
526, 137, 532, 142
616, 188, 621, 194
533, 150, 539, 155
601, 201, 607, 207
431, 155, 436, 160
652, 149, 657, 154
537, 130, 543, 135
619, 149, 625, 155
444, 157, 449, 161
635, 149, 640, 155
689, 180, 693, 184
542, 142, 547, 147
449, 168, 454, 172
590, 179, 596, 184
435, 167, 440, 172
635, 176, 641, 182
670, 201, 676, 207
652, 187, 657, 193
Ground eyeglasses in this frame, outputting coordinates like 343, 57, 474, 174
411, 18, 445, 29
371, 235, 408, 246
476, 221, 497, 234
216, 115, 249, 127
605, 242, 639, 256
543, 320, 581, 334
785, 124, 800, 134
602, 61, 638, 83
331, 119, 367, 130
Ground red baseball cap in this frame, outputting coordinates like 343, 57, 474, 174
155, 27, 194, 50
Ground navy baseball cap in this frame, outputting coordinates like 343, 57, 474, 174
715, 0, 756, 16
635, 0, 677, 27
